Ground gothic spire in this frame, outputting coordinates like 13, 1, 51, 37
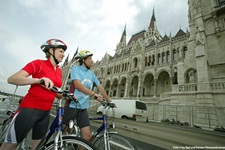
123, 24, 126, 36
120, 24, 126, 44
63, 53, 69, 67
149, 8, 156, 30
71, 47, 79, 61
151, 7, 156, 22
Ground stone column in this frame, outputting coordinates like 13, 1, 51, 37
124, 81, 128, 98
153, 79, 157, 97
108, 83, 112, 97
170, 77, 174, 90
177, 61, 184, 84
116, 81, 120, 98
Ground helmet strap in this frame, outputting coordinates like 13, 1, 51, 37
50, 48, 59, 64
82, 59, 90, 69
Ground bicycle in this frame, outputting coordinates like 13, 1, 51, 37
0, 80, 97, 150
68, 98, 137, 150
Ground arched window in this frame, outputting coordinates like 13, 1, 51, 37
148, 56, 151, 66
107, 68, 110, 75
184, 47, 187, 58
133, 58, 138, 68
158, 54, 161, 64
152, 55, 155, 65
145, 57, 147, 66
173, 49, 177, 61
174, 67, 178, 84
162, 52, 165, 64
167, 51, 170, 63
186, 69, 197, 83
101, 68, 104, 76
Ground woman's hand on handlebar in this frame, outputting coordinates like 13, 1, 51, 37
39, 78, 54, 90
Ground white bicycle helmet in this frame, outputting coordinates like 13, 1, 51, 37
41, 39, 67, 52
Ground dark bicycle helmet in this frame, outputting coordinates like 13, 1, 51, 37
41, 39, 67, 52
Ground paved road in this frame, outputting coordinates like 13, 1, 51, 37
90, 122, 165, 150
1, 97, 225, 150
111, 119, 225, 150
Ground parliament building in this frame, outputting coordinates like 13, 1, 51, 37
61, 0, 225, 128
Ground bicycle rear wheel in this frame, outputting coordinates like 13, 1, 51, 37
93, 132, 136, 150
42, 135, 97, 150
0, 117, 12, 144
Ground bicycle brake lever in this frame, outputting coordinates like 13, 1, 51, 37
66, 93, 78, 103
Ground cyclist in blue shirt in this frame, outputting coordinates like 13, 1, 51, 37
63, 50, 111, 142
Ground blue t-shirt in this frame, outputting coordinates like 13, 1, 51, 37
69, 65, 100, 109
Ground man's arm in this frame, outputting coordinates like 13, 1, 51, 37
73, 80, 95, 96
97, 85, 111, 103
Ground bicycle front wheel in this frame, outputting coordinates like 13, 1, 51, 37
42, 135, 97, 150
93, 133, 137, 150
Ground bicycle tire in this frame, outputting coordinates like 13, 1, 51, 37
42, 135, 97, 150
93, 132, 137, 150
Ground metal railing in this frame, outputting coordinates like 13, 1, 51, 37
88, 100, 225, 129
147, 104, 225, 129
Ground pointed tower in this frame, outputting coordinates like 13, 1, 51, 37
116, 24, 127, 55
148, 8, 156, 31
71, 47, 79, 63
145, 8, 161, 45
62, 54, 69, 67
119, 24, 126, 45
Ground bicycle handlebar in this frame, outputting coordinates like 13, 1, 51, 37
94, 96, 116, 108
40, 79, 77, 103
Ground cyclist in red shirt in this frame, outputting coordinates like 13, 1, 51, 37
0, 39, 67, 150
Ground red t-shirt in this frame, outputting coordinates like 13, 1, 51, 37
19, 59, 62, 110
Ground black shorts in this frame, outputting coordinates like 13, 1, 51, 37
63, 107, 90, 128
5, 108, 50, 143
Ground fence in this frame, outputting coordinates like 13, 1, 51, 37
147, 104, 225, 129
88, 100, 225, 129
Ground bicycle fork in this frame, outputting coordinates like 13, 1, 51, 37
54, 131, 63, 150
104, 131, 111, 150
103, 115, 111, 150
53, 106, 64, 150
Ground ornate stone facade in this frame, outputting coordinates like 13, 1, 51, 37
61, 0, 225, 127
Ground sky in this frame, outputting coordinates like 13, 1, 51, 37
0, 0, 188, 96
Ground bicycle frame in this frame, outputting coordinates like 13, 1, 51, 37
35, 98, 64, 150
90, 106, 116, 150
